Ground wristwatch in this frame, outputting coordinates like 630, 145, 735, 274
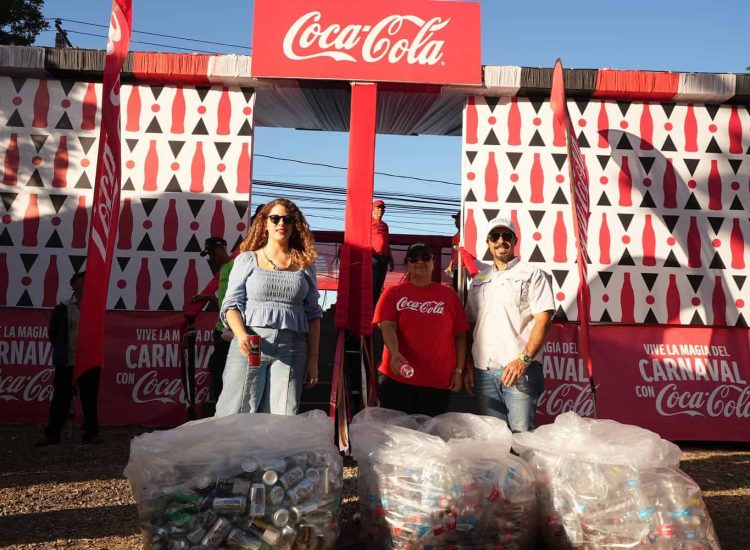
519, 353, 533, 365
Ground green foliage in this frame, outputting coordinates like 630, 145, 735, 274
0, 0, 48, 46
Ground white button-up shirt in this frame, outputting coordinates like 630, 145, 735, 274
466, 258, 555, 371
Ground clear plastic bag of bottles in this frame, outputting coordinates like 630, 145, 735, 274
351, 408, 537, 549
513, 412, 720, 549
124, 410, 342, 549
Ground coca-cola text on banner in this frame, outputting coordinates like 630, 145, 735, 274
74, 0, 133, 381
251, 0, 481, 85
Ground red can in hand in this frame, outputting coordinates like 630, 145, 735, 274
247, 334, 261, 367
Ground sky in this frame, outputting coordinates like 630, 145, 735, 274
35, 0, 750, 236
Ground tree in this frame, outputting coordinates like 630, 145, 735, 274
0, 0, 48, 46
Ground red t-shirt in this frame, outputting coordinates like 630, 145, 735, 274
371, 219, 390, 256
373, 282, 469, 389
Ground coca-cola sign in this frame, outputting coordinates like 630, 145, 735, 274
396, 297, 445, 314
252, 0, 481, 85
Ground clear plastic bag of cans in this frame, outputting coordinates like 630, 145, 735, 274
351, 408, 537, 549
513, 412, 720, 549
123, 410, 343, 549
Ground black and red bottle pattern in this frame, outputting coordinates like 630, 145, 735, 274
462, 96, 749, 327
0, 76, 255, 310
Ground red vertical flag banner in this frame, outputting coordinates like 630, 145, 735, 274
550, 59, 595, 406
74, 0, 133, 381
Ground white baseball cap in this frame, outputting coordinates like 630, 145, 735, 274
486, 215, 516, 237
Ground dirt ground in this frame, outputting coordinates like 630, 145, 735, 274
0, 425, 748, 549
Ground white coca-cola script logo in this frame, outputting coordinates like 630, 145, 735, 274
283, 11, 449, 65
537, 383, 596, 417
396, 297, 445, 314
0, 368, 55, 402
655, 383, 750, 418
132, 370, 209, 405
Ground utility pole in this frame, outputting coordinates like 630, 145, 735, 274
54, 19, 74, 48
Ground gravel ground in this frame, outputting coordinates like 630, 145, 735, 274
0, 425, 748, 549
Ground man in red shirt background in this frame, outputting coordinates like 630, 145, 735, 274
371, 199, 395, 304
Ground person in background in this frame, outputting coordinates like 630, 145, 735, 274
215, 199, 322, 416
192, 236, 232, 415
371, 199, 394, 305
464, 215, 555, 432
444, 211, 461, 291
373, 242, 468, 416
36, 272, 100, 446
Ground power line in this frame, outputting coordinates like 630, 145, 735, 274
255, 153, 460, 187
42, 29, 219, 54
48, 17, 251, 51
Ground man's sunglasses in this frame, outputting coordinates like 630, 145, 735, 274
406, 253, 433, 263
488, 231, 515, 243
267, 214, 295, 225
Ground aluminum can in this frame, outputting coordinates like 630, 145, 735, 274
211, 496, 247, 514
262, 457, 288, 474
305, 467, 320, 484
273, 508, 290, 527
226, 528, 263, 550
287, 478, 315, 505
262, 469, 279, 486
200, 516, 233, 547
287, 453, 309, 470
247, 519, 281, 545
217, 477, 251, 496
241, 457, 258, 474
168, 538, 189, 550
399, 364, 415, 378
247, 334, 261, 367
279, 467, 305, 490
249, 483, 266, 517
268, 485, 285, 504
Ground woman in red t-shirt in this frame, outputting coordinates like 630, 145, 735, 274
373, 242, 469, 416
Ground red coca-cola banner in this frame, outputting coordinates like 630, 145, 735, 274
591, 325, 750, 441
2, 308, 748, 438
75, 0, 133, 381
1, 309, 213, 426
252, 0, 481, 85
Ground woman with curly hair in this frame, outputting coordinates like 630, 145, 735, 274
215, 198, 322, 416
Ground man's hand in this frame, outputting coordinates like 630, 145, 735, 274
449, 371, 463, 393
463, 367, 475, 396
500, 359, 528, 387
389, 352, 407, 376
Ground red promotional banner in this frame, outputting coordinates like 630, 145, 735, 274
252, 0, 482, 85
1, 309, 213, 426
591, 325, 750, 441
75, 0, 133, 381
536, 323, 596, 425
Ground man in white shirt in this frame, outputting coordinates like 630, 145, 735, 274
464, 215, 555, 432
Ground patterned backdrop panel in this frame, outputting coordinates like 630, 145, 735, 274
462, 96, 749, 327
0, 77, 255, 310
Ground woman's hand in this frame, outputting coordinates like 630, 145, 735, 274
450, 370, 463, 393
236, 332, 251, 357
305, 357, 319, 389
389, 352, 407, 377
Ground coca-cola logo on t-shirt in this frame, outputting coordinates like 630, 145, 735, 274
396, 297, 445, 315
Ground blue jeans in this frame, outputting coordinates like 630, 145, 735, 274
473, 362, 544, 432
215, 326, 308, 416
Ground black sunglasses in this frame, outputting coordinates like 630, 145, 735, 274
406, 252, 433, 263
488, 231, 515, 243
267, 214, 295, 225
